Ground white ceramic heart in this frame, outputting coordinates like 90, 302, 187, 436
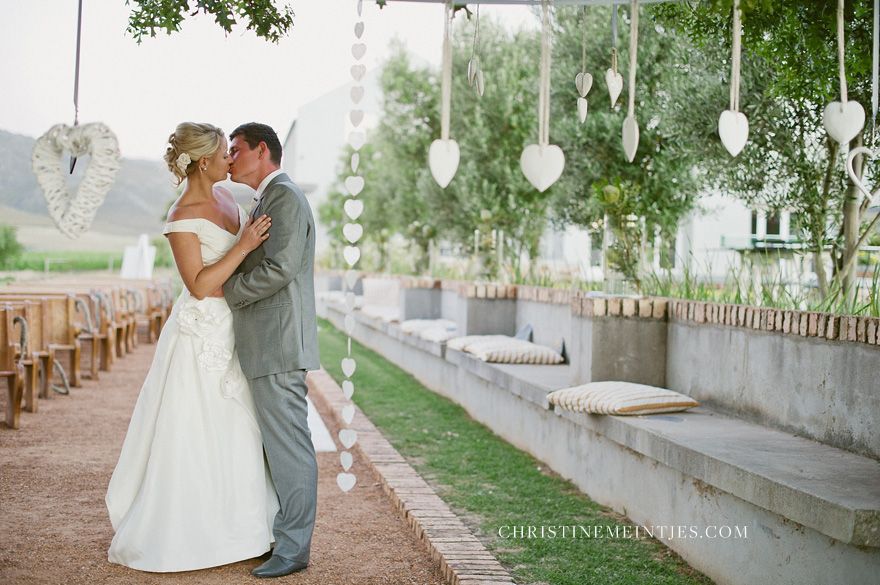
340, 451, 353, 471
343, 222, 363, 243
348, 132, 365, 151
356, 0, 363, 16
577, 98, 588, 124
428, 139, 460, 188
351, 86, 364, 104
351, 64, 366, 82
605, 68, 623, 108
31, 122, 121, 239
622, 115, 640, 162
341, 357, 357, 378
467, 58, 478, 85
718, 110, 749, 157
847, 146, 880, 201
351, 153, 360, 172
342, 404, 356, 424
823, 100, 865, 145
354, 21, 364, 39
342, 379, 354, 399
344, 314, 356, 335
345, 292, 356, 311
339, 428, 358, 449
343, 245, 360, 266
345, 175, 364, 196
344, 198, 364, 220
575, 72, 593, 98
345, 269, 359, 289
350, 110, 364, 127
351, 43, 366, 60
475, 69, 485, 97
336, 472, 357, 492
520, 144, 565, 192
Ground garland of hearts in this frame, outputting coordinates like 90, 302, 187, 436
520, 0, 565, 193
32, 123, 121, 240
428, 1, 460, 188
621, 0, 639, 162
823, 0, 866, 145
574, 6, 593, 124
336, 0, 367, 495
467, 3, 485, 97
718, 0, 749, 157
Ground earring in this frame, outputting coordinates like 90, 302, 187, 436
200, 165, 207, 172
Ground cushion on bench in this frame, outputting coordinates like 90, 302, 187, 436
548, 381, 699, 415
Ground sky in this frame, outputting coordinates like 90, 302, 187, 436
1, 1, 536, 160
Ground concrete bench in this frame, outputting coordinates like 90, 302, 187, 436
322, 300, 880, 584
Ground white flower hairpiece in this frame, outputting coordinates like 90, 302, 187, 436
175, 152, 192, 173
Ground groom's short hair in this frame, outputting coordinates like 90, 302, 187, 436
230, 122, 282, 165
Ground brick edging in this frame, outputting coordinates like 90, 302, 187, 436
307, 370, 516, 585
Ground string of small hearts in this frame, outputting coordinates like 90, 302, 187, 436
31, 0, 120, 239
718, 0, 749, 157
520, 0, 565, 193
428, 1, 460, 188
336, 0, 368, 495
621, 0, 639, 162
823, 0, 866, 146
574, 6, 593, 123
467, 3, 485, 97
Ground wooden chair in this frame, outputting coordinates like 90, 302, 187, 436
1, 304, 26, 429
0, 294, 84, 386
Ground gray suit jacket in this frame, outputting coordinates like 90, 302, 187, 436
223, 173, 320, 379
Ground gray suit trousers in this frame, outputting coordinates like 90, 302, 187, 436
250, 370, 317, 563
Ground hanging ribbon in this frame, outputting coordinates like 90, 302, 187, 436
538, 1, 552, 146
872, 0, 878, 138
626, 0, 639, 119
729, 0, 742, 113
837, 0, 848, 105
70, 0, 84, 173
440, 0, 453, 141
611, 2, 618, 75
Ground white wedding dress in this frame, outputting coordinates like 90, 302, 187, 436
106, 205, 279, 572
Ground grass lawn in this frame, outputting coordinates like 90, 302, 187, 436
318, 318, 713, 585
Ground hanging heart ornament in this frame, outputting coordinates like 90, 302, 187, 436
520, 144, 565, 193
847, 147, 880, 202
31, 122, 121, 239
718, 110, 749, 157
428, 139, 460, 188
823, 101, 865, 145
575, 72, 593, 97
606, 68, 623, 108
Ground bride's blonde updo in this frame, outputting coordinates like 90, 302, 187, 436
163, 122, 224, 185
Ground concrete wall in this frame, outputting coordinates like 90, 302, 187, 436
399, 287, 442, 321
515, 299, 570, 350
569, 314, 668, 387
667, 320, 880, 460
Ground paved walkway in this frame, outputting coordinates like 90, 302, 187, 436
0, 342, 445, 585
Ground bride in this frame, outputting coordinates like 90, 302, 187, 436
105, 122, 279, 572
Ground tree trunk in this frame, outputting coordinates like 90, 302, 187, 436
842, 134, 864, 304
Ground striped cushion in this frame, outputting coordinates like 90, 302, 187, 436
447, 335, 563, 364
547, 381, 699, 415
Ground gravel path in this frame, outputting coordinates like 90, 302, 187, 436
0, 342, 446, 585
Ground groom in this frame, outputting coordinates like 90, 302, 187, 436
225, 122, 320, 578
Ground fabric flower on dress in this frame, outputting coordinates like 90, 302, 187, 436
198, 340, 233, 372
177, 300, 220, 338
221, 361, 246, 399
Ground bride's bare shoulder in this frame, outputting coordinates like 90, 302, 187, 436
167, 197, 209, 222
